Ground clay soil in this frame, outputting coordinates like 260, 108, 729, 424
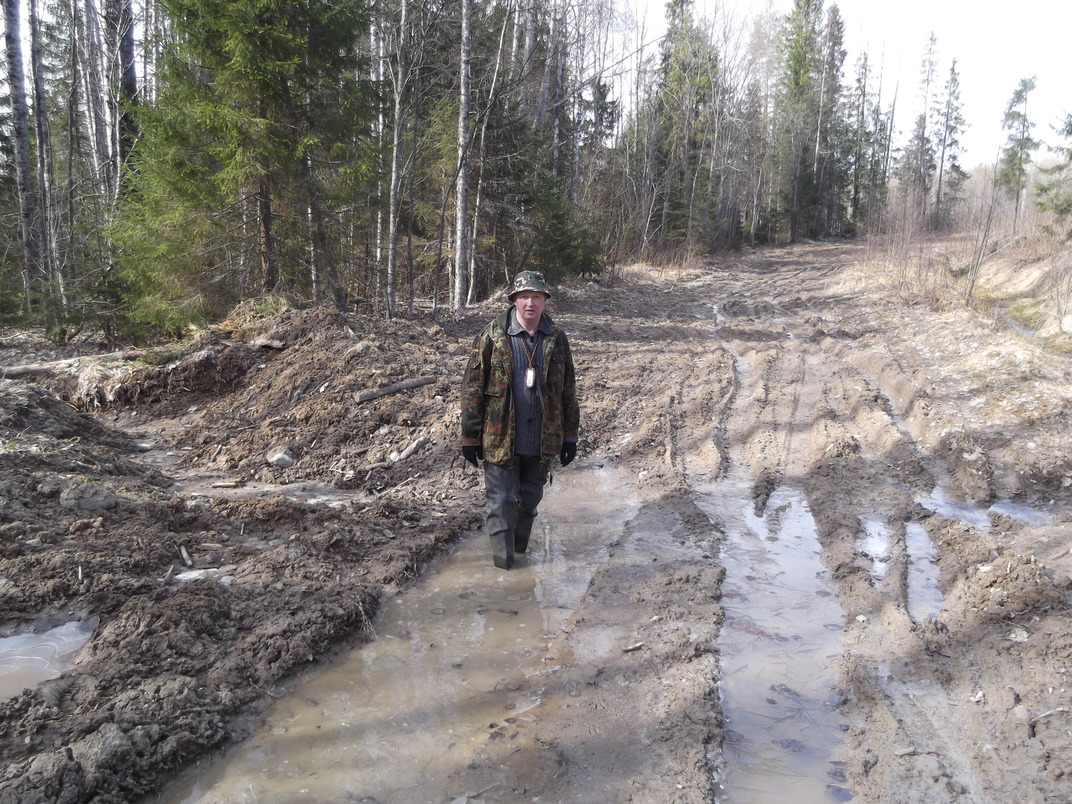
2, 240, 1072, 803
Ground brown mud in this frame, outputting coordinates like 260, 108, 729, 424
2, 241, 1071, 802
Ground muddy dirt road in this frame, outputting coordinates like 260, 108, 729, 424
2, 241, 1072, 802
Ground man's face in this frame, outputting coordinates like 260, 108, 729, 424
513, 291, 548, 328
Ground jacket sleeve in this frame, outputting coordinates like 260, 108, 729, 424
460, 330, 492, 447
559, 332, 580, 442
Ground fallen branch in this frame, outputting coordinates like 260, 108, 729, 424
396, 436, 430, 462
1, 348, 153, 379
355, 376, 435, 403
1030, 707, 1069, 725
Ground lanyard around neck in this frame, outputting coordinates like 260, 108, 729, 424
519, 331, 541, 390
520, 331, 541, 370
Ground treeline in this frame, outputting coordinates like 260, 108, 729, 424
1, 0, 1068, 340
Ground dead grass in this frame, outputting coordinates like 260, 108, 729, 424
850, 233, 1072, 350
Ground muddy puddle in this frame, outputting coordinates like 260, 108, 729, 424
160, 466, 644, 803
704, 302, 852, 801
0, 618, 97, 701
857, 519, 943, 623
905, 523, 942, 622
150, 460, 1057, 802
157, 462, 863, 804
695, 476, 850, 804
918, 486, 1053, 530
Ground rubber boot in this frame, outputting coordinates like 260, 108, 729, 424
489, 529, 515, 570
514, 511, 536, 554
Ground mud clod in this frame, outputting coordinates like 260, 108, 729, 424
3, 242, 1072, 802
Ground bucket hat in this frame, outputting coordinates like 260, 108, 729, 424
508, 270, 552, 300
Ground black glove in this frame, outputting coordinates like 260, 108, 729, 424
560, 441, 577, 467
462, 445, 483, 467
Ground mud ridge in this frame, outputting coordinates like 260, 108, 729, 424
2, 241, 1072, 801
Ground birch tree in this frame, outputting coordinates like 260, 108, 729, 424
384, 0, 411, 317
28, 0, 58, 308
452, 0, 472, 310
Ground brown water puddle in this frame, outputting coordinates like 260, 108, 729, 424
0, 618, 97, 701
163, 467, 643, 803
695, 475, 851, 803
161, 463, 864, 803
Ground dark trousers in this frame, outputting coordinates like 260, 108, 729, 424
483, 455, 547, 569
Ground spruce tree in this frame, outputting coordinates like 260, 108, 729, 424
931, 60, 968, 231
1035, 114, 1072, 240
896, 33, 939, 225
998, 76, 1039, 234
113, 0, 372, 329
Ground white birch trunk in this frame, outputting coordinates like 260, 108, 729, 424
467, 14, 509, 305
452, 0, 472, 311
29, 0, 60, 305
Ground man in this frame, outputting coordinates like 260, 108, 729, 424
461, 270, 580, 569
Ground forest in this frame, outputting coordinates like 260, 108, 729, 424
2, 0, 1070, 341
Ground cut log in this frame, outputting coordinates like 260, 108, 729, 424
355, 376, 435, 403
251, 335, 286, 349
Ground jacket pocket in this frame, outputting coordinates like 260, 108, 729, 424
485, 357, 509, 397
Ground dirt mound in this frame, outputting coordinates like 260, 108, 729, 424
0, 307, 484, 801
3, 241, 1072, 802
0, 380, 133, 449
80, 306, 479, 498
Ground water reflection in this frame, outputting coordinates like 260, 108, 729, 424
857, 519, 891, 581
0, 618, 97, 701
918, 486, 1054, 531
696, 476, 850, 804
166, 466, 641, 803
906, 523, 942, 621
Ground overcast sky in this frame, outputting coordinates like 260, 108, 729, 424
828, 0, 1070, 168
634, 0, 1071, 169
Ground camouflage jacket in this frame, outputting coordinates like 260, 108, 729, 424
461, 308, 579, 466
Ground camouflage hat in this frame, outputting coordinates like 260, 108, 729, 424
508, 270, 552, 300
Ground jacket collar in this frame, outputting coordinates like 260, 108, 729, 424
496, 306, 556, 335
506, 308, 554, 337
